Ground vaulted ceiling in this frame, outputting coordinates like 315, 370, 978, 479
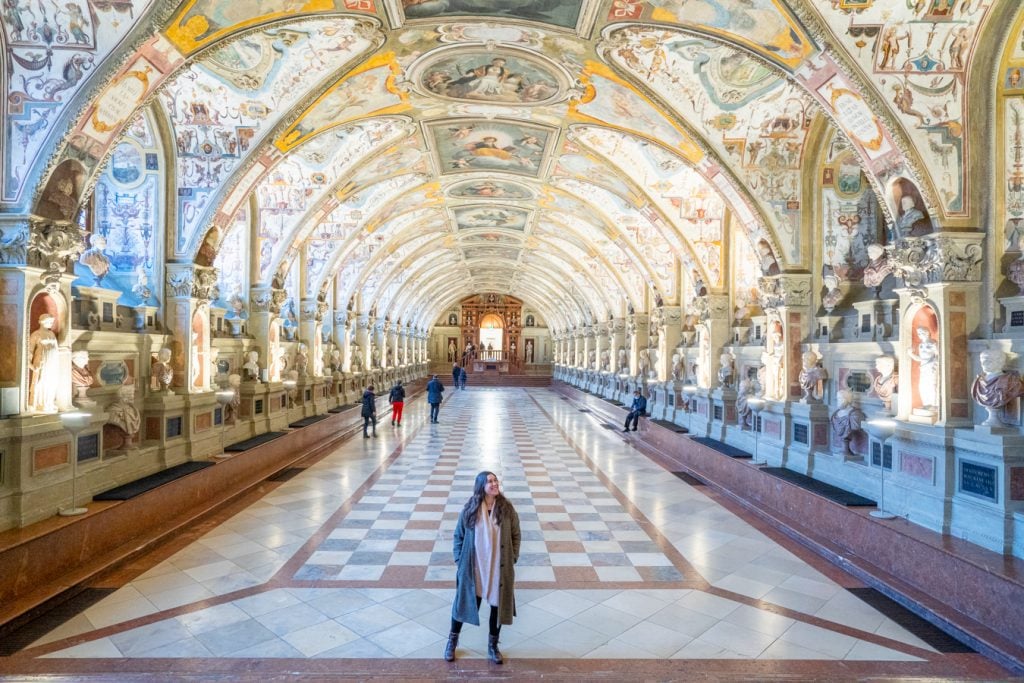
2, 0, 1010, 332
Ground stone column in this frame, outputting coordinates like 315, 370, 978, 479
355, 313, 371, 372
609, 318, 626, 374
653, 306, 682, 381
249, 285, 287, 382
167, 263, 218, 393
628, 313, 649, 379
332, 311, 350, 372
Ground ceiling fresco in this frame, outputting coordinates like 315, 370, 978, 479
2, 0, 1013, 332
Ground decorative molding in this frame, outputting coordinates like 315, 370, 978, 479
166, 264, 218, 301
758, 275, 811, 310
0, 220, 29, 265
28, 219, 84, 278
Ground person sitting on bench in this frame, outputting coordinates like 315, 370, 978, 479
624, 389, 647, 432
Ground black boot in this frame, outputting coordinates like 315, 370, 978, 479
363, 432, 369, 439
443, 632, 459, 662
487, 634, 503, 665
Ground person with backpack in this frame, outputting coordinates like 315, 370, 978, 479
361, 384, 378, 438
389, 381, 406, 427
427, 374, 445, 423
623, 389, 647, 432
459, 365, 467, 390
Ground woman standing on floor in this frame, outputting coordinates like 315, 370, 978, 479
445, 471, 521, 664
361, 384, 377, 438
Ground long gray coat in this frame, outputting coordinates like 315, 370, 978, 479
451, 502, 521, 626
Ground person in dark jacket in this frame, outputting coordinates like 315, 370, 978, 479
444, 471, 520, 664
361, 384, 377, 438
427, 375, 444, 423
623, 389, 647, 432
388, 381, 406, 426
452, 363, 461, 387
458, 365, 467, 390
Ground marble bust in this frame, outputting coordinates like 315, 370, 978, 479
798, 350, 827, 402
106, 384, 141, 449
71, 350, 94, 403
717, 352, 734, 390
871, 355, 898, 412
830, 389, 865, 458
151, 347, 174, 391
242, 350, 261, 382
971, 349, 1023, 427
909, 326, 939, 411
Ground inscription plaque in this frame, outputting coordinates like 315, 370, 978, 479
960, 461, 997, 501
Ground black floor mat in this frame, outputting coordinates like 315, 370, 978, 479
327, 406, 346, 413
691, 436, 752, 459
267, 467, 306, 482
846, 587, 974, 653
578, 408, 591, 413
0, 587, 115, 655
603, 398, 624, 406
651, 418, 688, 433
225, 432, 287, 452
673, 471, 705, 486
762, 467, 876, 506
289, 414, 329, 428
93, 462, 214, 501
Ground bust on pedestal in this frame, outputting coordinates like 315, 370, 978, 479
970, 349, 1023, 428
71, 350, 95, 407
831, 389, 866, 460
798, 350, 827, 402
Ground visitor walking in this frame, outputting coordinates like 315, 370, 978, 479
388, 380, 405, 426
361, 384, 377, 438
427, 374, 444, 423
444, 471, 520, 664
459, 365, 467, 390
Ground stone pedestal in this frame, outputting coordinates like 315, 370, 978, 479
143, 393, 189, 466
815, 315, 844, 342
852, 298, 899, 342
786, 401, 831, 474
238, 381, 273, 437
998, 294, 1024, 337
708, 388, 737, 441
72, 284, 123, 332
950, 427, 1024, 555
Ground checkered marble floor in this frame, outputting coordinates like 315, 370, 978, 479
9, 388, 1001, 677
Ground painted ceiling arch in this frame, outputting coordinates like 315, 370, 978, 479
6, 0, 1012, 334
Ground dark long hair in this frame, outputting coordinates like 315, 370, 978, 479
463, 470, 511, 528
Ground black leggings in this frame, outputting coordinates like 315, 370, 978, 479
451, 596, 500, 636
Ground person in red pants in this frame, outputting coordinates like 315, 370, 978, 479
388, 381, 406, 426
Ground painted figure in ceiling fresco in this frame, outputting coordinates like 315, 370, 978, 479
647, 0, 812, 67
433, 122, 550, 176
401, 0, 584, 30
449, 180, 533, 199
422, 53, 560, 104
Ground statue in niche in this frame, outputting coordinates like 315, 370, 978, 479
106, 384, 141, 449
798, 350, 827, 402
80, 233, 111, 285
71, 350, 94, 405
1008, 235, 1024, 295
761, 329, 785, 400
736, 377, 758, 430
152, 347, 174, 391
971, 348, 1024, 427
908, 326, 939, 411
371, 343, 381, 369
28, 313, 60, 413
448, 339, 456, 362
351, 344, 364, 372
224, 374, 242, 424
717, 353, 734, 390
386, 347, 394, 367
242, 350, 261, 383
617, 346, 627, 373
647, 348, 658, 380
588, 349, 596, 371
274, 345, 288, 381
190, 331, 202, 389
330, 347, 342, 375
600, 349, 610, 372
871, 355, 898, 412
294, 343, 309, 377
830, 389, 866, 459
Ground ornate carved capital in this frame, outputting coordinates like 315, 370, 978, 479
250, 289, 272, 313
0, 220, 29, 265
920, 233, 984, 284
758, 275, 811, 311
885, 238, 929, 287
356, 316, 371, 331
333, 311, 348, 326
166, 264, 218, 301
300, 299, 318, 320
316, 301, 329, 322
28, 219, 84, 278
693, 294, 730, 321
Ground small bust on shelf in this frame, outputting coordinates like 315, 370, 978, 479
871, 355, 898, 412
798, 350, 828, 402
1009, 235, 1024, 295
151, 347, 174, 392
294, 343, 309, 377
242, 349, 261, 383
830, 388, 866, 458
106, 384, 141, 450
717, 352, 734, 390
971, 348, 1024, 427
71, 350, 94, 403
